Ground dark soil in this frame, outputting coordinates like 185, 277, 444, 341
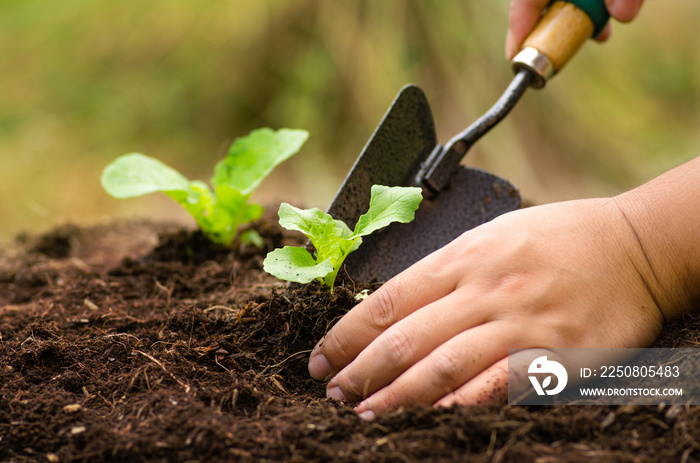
2, 217, 700, 462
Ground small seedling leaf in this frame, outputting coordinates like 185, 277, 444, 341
263, 246, 334, 284
264, 185, 422, 291
101, 128, 307, 247
212, 128, 309, 194
353, 185, 423, 237
101, 153, 190, 198
240, 229, 264, 248
277, 203, 353, 260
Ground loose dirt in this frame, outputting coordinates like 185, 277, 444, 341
1, 217, 699, 462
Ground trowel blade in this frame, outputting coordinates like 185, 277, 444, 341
328, 84, 522, 285
341, 166, 521, 284
326, 84, 437, 226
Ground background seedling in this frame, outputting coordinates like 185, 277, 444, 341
101, 128, 308, 247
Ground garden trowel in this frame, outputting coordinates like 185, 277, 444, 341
327, 0, 610, 284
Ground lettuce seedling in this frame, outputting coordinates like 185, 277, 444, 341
101, 128, 308, 247
263, 185, 422, 291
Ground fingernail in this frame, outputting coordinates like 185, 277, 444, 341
308, 353, 331, 381
357, 410, 376, 422
326, 386, 346, 401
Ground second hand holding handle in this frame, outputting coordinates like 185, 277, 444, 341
512, 0, 610, 88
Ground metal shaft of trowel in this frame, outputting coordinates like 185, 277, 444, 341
415, 69, 535, 197
415, 0, 612, 196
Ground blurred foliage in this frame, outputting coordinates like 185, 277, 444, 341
0, 0, 698, 241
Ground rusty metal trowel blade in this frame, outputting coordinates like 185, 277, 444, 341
341, 166, 521, 284
326, 84, 437, 227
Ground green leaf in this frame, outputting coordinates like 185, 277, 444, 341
214, 183, 252, 219
277, 203, 352, 260
240, 229, 264, 248
101, 153, 190, 198
240, 203, 264, 223
102, 127, 307, 249
177, 180, 214, 209
263, 246, 334, 284
353, 185, 423, 237
212, 128, 308, 194
265, 185, 423, 292
177, 182, 233, 245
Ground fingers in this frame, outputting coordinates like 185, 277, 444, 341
325, 287, 493, 402
433, 347, 573, 407
308, 248, 461, 381
353, 321, 527, 417
606, 0, 644, 23
594, 23, 612, 42
506, 0, 550, 59
506, 0, 644, 59
435, 356, 511, 407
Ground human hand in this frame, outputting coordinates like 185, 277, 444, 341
307, 197, 668, 419
506, 0, 645, 59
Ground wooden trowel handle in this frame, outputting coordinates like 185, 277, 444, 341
511, 0, 610, 88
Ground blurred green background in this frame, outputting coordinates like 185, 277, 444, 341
1, 0, 698, 242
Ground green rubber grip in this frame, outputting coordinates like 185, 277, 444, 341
564, 0, 611, 37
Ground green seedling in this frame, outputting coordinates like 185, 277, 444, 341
263, 184, 422, 291
101, 128, 308, 247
